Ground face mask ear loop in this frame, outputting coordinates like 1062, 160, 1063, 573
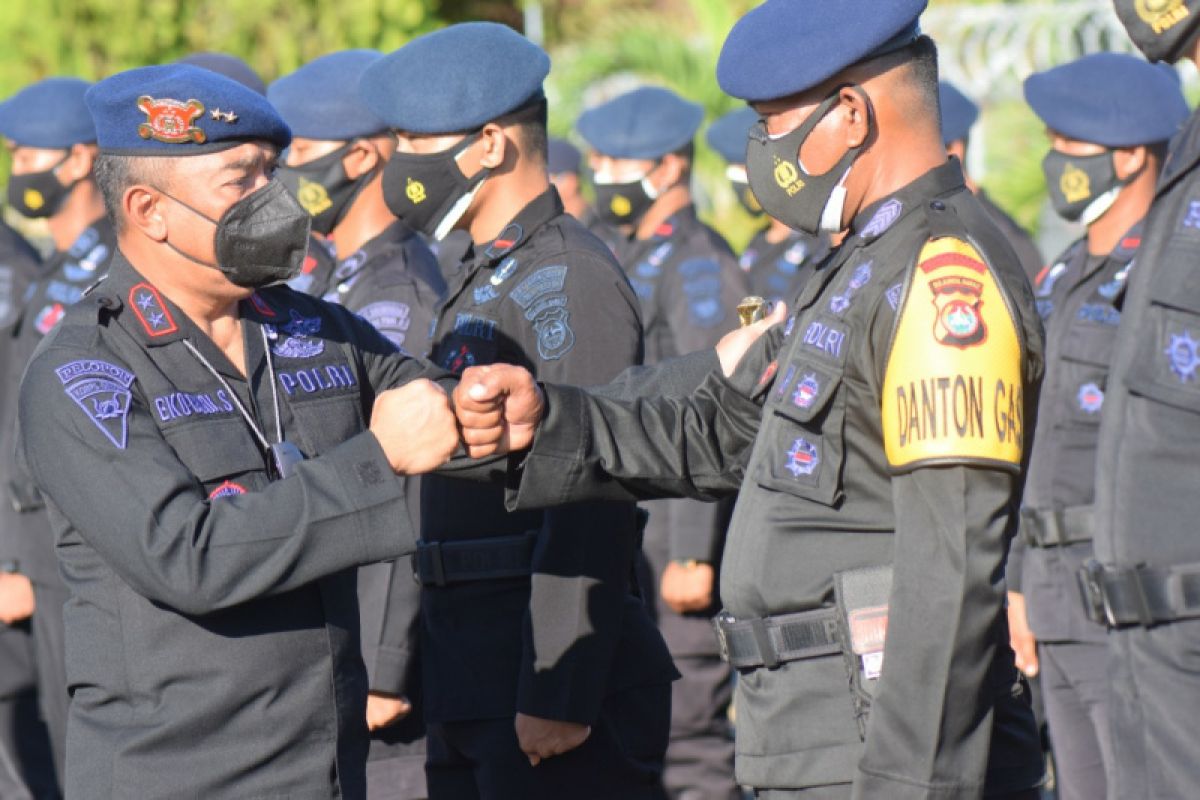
820, 166, 853, 233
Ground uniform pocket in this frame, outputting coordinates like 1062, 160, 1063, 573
1124, 303, 1200, 416
754, 366, 845, 507
162, 417, 263, 483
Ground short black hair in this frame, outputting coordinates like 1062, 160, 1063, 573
498, 98, 548, 166
92, 153, 174, 233
852, 34, 940, 121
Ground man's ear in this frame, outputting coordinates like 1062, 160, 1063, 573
59, 144, 97, 183
1113, 145, 1148, 182
653, 153, 687, 193
125, 185, 169, 242
838, 86, 872, 149
477, 122, 509, 170
343, 139, 383, 180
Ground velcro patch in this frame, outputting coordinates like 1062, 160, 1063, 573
882, 237, 1024, 471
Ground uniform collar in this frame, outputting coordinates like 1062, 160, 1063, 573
644, 205, 698, 242
331, 221, 413, 286
99, 253, 190, 347
474, 187, 564, 269
850, 157, 966, 243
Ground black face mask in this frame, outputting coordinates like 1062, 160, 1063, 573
730, 179, 763, 216
276, 142, 375, 236
7, 152, 74, 218
382, 132, 489, 240
745, 85, 873, 236
163, 179, 313, 288
592, 168, 660, 227
1042, 149, 1127, 224
1113, 0, 1199, 63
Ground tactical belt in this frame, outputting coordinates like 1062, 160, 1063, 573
712, 607, 841, 669
1078, 560, 1200, 628
414, 532, 538, 587
1020, 505, 1094, 548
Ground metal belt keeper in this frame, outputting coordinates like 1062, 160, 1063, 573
1077, 559, 1200, 628
414, 531, 539, 587
712, 607, 842, 669
1020, 505, 1094, 548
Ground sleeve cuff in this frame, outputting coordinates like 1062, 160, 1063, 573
328, 431, 415, 564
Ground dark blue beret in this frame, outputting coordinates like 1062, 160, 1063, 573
0, 78, 96, 149
717, 0, 928, 103
706, 106, 757, 164
938, 81, 979, 146
1024, 52, 1190, 148
85, 64, 291, 155
359, 22, 549, 134
547, 137, 581, 175
577, 86, 703, 160
176, 52, 267, 96
269, 51, 388, 141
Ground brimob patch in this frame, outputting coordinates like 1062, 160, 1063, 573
268, 310, 324, 359
55, 359, 135, 449
137, 96, 207, 144
509, 265, 568, 310
534, 307, 575, 360
1078, 382, 1104, 414
792, 373, 821, 409
443, 344, 476, 374
785, 436, 820, 477
1165, 329, 1200, 383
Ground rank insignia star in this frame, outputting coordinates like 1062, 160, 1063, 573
210, 108, 224, 121
221, 110, 237, 123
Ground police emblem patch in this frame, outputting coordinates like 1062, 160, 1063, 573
56, 359, 135, 449
296, 177, 332, 216
405, 177, 426, 205
920, 248, 988, 348
1059, 163, 1091, 204
860, 199, 902, 238
793, 373, 820, 409
1182, 200, 1200, 231
137, 96, 207, 144
1136, 0, 1190, 35
443, 344, 475, 374
208, 481, 248, 500
785, 437, 820, 477
358, 301, 412, 349
1165, 329, 1200, 383
1078, 382, 1104, 414
268, 310, 325, 358
534, 307, 575, 360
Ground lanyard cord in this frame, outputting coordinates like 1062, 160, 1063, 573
181, 324, 284, 453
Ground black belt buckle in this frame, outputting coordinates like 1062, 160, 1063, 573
414, 542, 447, 587
1077, 560, 1109, 626
712, 612, 733, 663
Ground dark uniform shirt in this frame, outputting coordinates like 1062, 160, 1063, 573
737, 227, 827, 305
1009, 228, 1141, 644
288, 222, 446, 784
420, 187, 676, 725
0, 218, 116, 588
976, 189, 1043, 287
506, 160, 1046, 796
289, 222, 444, 358
16, 252, 451, 799
1094, 107, 1200, 578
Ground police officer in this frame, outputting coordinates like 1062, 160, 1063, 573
1084, 4, 1200, 796
455, 1, 1049, 797
270, 49, 448, 800
578, 85, 747, 800
0, 76, 116, 787
708, 106, 828, 306
16, 64, 463, 798
938, 81, 1044, 286
547, 137, 589, 221
1005, 53, 1186, 800
359, 24, 677, 800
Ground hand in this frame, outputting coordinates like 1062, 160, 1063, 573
514, 712, 591, 766
660, 560, 715, 613
1007, 591, 1039, 678
366, 692, 412, 731
369, 379, 459, 474
717, 300, 788, 377
453, 364, 544, 458
0, 572, 35, 625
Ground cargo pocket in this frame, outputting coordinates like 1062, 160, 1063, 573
1124, 301, 1200, 416
1057, 323, 1117, 424
754, 364, 845, 506
162, 416, 265, 492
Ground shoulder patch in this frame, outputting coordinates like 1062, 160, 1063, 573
882, 237, 1024, 472
358, 301, 412, 349
56, 359, 136, 449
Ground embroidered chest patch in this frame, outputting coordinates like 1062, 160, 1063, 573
56, 360, 136, 449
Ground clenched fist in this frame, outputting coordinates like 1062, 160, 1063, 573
452, 364, 544, 458
369, 379, 458, 475
515, 712, 591, 766
661, 560, 715, 614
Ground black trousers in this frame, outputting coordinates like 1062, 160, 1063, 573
0, 624, 57, 799
1038, 641, 1111, 800
1107, 619, 1200, 799
29, 583, 68, 785
426, 682, 670, 800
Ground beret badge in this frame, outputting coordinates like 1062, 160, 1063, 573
137, 95, 207, 144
